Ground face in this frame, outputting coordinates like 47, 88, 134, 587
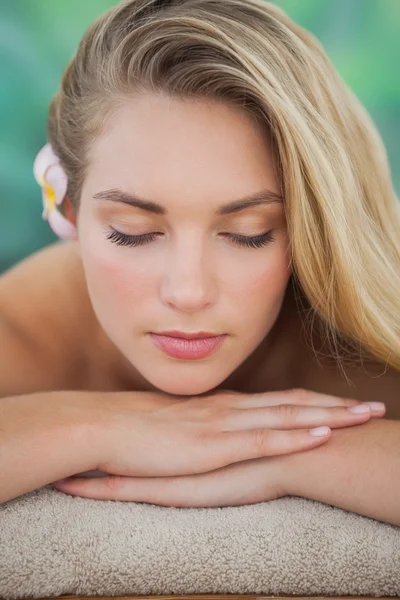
76, 92, 291, 396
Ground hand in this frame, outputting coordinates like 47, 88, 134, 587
51, 455, 284, 507
52, 408, 387, 507
53, 388, 380, 482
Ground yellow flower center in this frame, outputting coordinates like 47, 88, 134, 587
43, 182, 56, 210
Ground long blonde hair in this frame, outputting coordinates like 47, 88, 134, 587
47, 0, 400, 375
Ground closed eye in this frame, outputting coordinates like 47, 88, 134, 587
105, 229, 275, 249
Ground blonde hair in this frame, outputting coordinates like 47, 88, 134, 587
48, 0, 400, 376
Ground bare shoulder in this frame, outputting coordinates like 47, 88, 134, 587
288, 298, 400, 420
0, 241, 98, 397
346, 362, 400, 420
300, 355, 400, 421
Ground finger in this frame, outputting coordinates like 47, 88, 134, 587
51, 474, 212, 507
52, 475, 174, 503
51, 476, 121, 500
226, 388, 369, 409
205, 426, 332, 467
218, 402, 376, 432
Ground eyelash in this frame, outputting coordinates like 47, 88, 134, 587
105, 229, 275, 249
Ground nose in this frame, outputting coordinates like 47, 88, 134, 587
160, 238, 216, 313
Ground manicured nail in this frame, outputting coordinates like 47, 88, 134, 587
348, 404, 371, 413
309, 426, 331, 436
364, 402, 385, 412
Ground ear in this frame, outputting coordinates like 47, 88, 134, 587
63, 196, 77, 227
62, 196, 80, 247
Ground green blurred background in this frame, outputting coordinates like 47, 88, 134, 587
1, 0, 399, 273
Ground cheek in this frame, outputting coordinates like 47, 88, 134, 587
85, 249, 154, 305
227, 257, 290, 340
232, 246, 291, 304
79, 211, 155, 304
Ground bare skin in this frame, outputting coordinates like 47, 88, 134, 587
1, 239, 399, 419
2, 96, 399, 417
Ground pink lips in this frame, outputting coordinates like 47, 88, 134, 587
149, 333, 227, 359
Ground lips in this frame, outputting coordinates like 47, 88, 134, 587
154, 330, 221, 340
149, 333, 227, 360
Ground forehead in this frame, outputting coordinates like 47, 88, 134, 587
84, 94, 280, 206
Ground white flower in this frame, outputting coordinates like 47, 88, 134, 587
33, 143, 77, 240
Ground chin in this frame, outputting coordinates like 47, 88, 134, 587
149, 376, 224, 398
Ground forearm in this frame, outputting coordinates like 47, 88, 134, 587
280, 419, 400, 526
0, 391, 102, 503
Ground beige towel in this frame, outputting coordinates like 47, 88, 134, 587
0, 484, 399, 599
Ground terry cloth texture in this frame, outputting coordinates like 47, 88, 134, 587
0, 484, 399, 599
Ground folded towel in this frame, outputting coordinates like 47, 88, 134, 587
0, 484, 399, 599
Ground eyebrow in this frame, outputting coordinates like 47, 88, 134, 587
93, 188, 283, 215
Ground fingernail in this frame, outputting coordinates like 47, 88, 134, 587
364, 402, 386, 412
309, 426, 331, 436
348, 404, 371, 413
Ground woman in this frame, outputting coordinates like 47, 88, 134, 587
1, 0, 399, 523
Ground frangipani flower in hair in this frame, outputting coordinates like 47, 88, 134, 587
33, 143, 78, 240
